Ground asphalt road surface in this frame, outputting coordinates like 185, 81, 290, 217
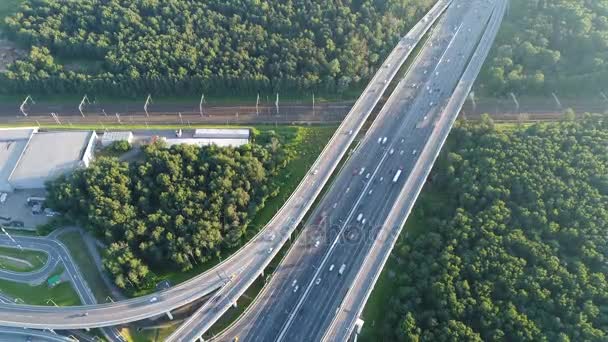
0, 233, 125, 341
215, 0, 499, 341
323, 0, 508, 340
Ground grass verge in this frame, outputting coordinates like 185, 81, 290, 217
0, 246, 47, 272
0, 265, 81, 306
57, 231, 113, 303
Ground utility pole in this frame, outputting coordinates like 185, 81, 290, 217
256, 93, 260, 116
144, 94, 152, 117
178, 112, 183, 125
199, 93, 205, 117
509, 92, 520, 113
312, 93, 315, 117
19, 95, 34, 117
468, 91, 476, 113
78, 95, 89, 118
50, 113, 61, 125
551, 92, 562, 109
275, 93, 280, 116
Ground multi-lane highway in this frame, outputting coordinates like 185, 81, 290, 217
214, 0, 502, 341
323, 1, 508, 340
0, 0, 453, 330
163, 2, 455, 341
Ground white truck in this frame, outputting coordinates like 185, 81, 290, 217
392, 169, 403, 183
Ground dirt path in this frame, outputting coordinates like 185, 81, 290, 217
0, 255, 33, 268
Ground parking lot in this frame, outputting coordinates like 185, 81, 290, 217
0, 190, 51, 230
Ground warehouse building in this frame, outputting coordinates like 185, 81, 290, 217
0, 128, 97, 191
101, 131, 134, 147
161, 128, 251, 147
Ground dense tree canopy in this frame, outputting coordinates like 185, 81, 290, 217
1, 0, 433, 97
378, 116, 608, 341
46, 131, 291, 291
480, 0, 608, 95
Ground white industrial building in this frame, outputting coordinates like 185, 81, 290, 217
0, 127, 96, 191
101, 131, 134, 147
162, 128, 250, 147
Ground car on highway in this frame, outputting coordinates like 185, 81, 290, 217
315, 278, 321, 285
333, 202, 338, 209
267, 233, 276, 241
293, 285, 299, 293
267, 247, 273, 254
329, 264, 335, 272
291, 280, 297, 287
312, 169, 319, 175
149, 297, 158, 303
339, 264, 346, 275
314, 240, 320, 248
365, 173, 371, 179
413, 149, 418, 155
368, 189, 373, 196
389, 148, 394, 155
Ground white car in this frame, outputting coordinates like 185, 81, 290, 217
367, 189, 373, 196
314, 240, 320, 248
292, 280, 297, 287
315, 278, 321, 285
267, 247, 273, 254
412, 149, 418, 155
149, 297, 158, 303
312, 169, 319, 175
389, 148, 395, 155
329, 264, 335, 272
293, 285, 299, 293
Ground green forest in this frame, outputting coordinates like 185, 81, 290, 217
480, 0, 608, 96
46, 131, 291, 292
0, 0, 433, 97
368, 117, 608, 341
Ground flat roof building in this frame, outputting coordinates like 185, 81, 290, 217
0, 128, 37, 192
101, 131, 134, 147
193, 128, 250, 140
0, 128, 97, 191
161, 128, 250, 148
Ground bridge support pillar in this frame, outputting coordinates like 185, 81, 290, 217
166, 311, 174, 320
